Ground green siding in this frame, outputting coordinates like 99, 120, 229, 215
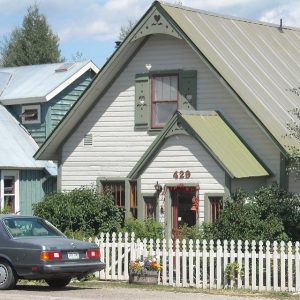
6, 70, 95, 145
50, 70, 94, 132
19, 170, 57, 215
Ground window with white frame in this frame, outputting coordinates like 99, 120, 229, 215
0, 171, 19, 213
21, 105, 41, 124
151, 74, 178, 128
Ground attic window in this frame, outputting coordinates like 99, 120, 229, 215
55, 62, 75, 72
84, 133, 93, 146
21, 105, 41, 124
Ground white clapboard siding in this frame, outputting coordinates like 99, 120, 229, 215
141, 134, 225, 195
95, 232, 300, 292
61, 34, 280, 191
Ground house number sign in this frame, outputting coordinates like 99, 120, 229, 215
173, 170, 191, 179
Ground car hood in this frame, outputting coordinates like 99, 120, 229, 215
14, 237, 97, 251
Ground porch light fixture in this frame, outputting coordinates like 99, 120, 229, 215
154, 181, 162, 193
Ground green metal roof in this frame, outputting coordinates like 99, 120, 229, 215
181, 112, 269, 178
161, 2, 300, 152
129, 111, 269, 179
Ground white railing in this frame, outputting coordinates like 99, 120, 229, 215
90, 232, 300, 292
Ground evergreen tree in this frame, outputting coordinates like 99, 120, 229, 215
0, 4, 63, 67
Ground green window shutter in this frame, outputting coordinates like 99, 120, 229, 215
179, 70, 197, 110
135, 74, 150, 128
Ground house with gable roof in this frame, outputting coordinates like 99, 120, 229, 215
0, 61, 98, 214
35, 1, 300, 239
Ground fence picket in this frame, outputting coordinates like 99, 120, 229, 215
288, 241, 293, 292
273, 241, 278, 291
258, 241, 264, 291
111, 232, 116, 280
188, 240, 194, 286
244, 240, 249, 289
117, 232, 122, 280
295, 242, 300, 292
175, 239, 181, 287
251, 241, 256, 290
216, 240, 222, 289
237, 240, 242, 289
266, 241, 271, 291
182, 239, 187, 287
124, 232, 129, 278
168, 239, 174, 286
210, 240, 215, 289
162, 239, 167, 285
280, 241, 286, 291
223, 240, 228, 287
195, 239, 200, 288
202, 240, 207, 289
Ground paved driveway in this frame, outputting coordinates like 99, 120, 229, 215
0, 284, 282, 300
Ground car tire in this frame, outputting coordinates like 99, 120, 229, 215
46, 277, 71, 289
0, 259, 17, 290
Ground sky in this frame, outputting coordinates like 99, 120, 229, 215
1, 0, 300, 68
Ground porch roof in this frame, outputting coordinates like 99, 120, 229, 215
129, 111, 270, 179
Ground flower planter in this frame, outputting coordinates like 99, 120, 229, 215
129, 270, 158, 285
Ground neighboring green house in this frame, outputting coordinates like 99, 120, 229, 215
0, 61, 98, 214
35, 2, 300, 239
0, 61, 98, 145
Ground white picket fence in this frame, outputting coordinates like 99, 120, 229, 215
89, 232, 300, 292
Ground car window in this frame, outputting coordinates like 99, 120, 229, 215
3, 217, 63, 238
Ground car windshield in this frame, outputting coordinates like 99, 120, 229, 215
3, 217, 63, 238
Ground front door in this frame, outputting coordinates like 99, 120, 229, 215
171, 187, 196, 239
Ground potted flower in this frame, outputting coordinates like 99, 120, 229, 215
129, 256, 161, 284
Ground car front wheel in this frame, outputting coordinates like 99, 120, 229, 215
0, 259, 17, 290
46, 277, 71, 289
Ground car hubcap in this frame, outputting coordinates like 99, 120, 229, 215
0, 264, 8, 285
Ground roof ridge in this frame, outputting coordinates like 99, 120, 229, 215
160, 1, 300, 32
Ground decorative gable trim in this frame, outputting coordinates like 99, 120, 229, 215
132, 7, 181, 41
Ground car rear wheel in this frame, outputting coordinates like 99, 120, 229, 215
0, 260, 17, 290
46, 277, 71, 289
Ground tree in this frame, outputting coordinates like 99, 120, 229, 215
118, 19, 137, 42
0, 4, 63, 67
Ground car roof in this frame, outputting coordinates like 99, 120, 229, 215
0, 215, 40, 220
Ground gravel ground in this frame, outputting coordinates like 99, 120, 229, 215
0, 283, 292, 300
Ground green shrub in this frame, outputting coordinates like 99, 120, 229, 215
207, 184, 300, 242
33, 186, 124, 237
122, 218, 164, 240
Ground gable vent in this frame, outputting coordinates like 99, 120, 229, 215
84, 133, 93, 146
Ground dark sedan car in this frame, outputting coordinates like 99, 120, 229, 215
0, 214, 105, 290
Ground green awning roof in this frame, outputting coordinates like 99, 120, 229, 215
181, 112, 269, 178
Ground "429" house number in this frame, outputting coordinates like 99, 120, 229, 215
173, 170, 191, 179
